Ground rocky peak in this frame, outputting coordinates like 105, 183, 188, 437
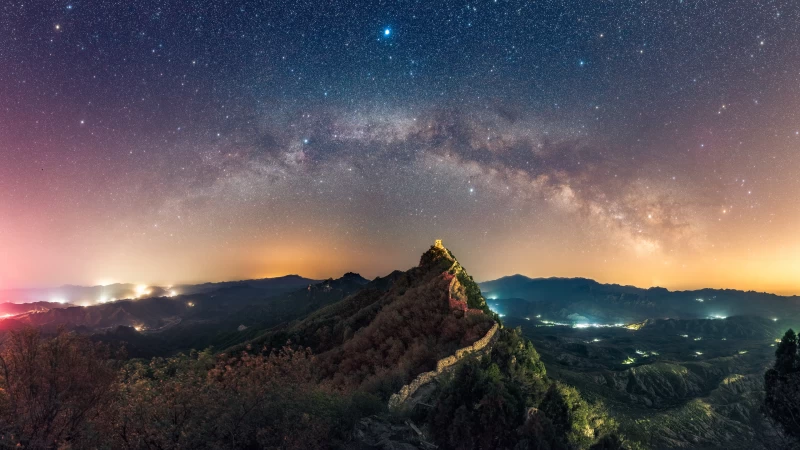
416, 240, 491, 316
419, 239, 455, 270
341, 272, 370, 284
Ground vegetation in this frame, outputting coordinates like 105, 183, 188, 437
0, 244, 619, 449
0, 328, 384, 449
0, 326, 623, 450
106, 346, 382, 449
427, 327, 623, 450
499, 311, 798, 449
764, 329, 800, 445
238, 243, 495, 399
456, 270, 491, 314
0, 328, 118, 448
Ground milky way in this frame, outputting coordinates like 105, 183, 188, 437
1, 1, 799, 293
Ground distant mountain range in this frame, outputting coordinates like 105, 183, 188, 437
0, 274, 344, 356
479, 275, 800, 324
4, 272, 798, 349
0, 275, 318, 306
478, 274, 799, 449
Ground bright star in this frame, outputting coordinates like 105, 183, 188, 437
384, 28, 391, 36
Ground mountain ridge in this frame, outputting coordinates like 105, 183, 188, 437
481, 274, 800, 298
230, 240, 497, 397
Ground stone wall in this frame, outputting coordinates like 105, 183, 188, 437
388, 321, 499, 409
387, 241, 499, 410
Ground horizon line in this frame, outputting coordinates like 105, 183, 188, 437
3, 271, 799, 298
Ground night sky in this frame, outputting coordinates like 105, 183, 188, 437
2, 1, 799, 293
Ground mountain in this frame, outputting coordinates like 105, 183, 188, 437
480, 275, 800, 323
0, 301, 68, 317
232, 240, 497, 397
223, 241, 621, 448
0, 275, 317, 306
0, 241, 630, 449
482, 275, 798, 448
91, 273, 370, 357
0, 274, 348, 357
172, 274, 320, 296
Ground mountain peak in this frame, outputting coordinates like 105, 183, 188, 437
341, 272, 370, 284
419, 239, 455, 270
416, 240, 493, 317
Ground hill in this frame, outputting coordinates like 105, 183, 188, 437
233, 240, 497, 398
92, 272, 370, 357
480, 275, 800, 323
0, 274, 347, 357
0, 275, 316, 306
0, 241, 629, 449
482, 274, 799, 448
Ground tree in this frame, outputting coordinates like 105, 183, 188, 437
0, 327, 117, 448
764, 329, 800, 443
538, 383, 594, 449
429, 327, 616, 450
774, 329, 799, 373
430, 359, 525, 449
104, 345, 378, 449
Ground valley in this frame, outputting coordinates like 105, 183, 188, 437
482, 276, 799, 449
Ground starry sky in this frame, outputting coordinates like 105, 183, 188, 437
2, 0, 799, 293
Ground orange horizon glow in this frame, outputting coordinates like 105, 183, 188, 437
3, 236, 798, 297
3, 1, 800, 310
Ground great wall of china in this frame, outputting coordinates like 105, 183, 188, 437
388, 321, 499, 409
388, 240, 500, 409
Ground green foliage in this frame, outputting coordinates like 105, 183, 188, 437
774, 329, 798, 373
539, 383, 595, 449
491, 326, 547, 382
456, 270, 487, 310
428, 327, 616, 450
764, 329, 800, 444
430, 357, 527, 449
0, 329, 390, 449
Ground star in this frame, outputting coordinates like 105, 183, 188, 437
2, 0, 799, 298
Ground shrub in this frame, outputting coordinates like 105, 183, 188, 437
0, 328, 118, 448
